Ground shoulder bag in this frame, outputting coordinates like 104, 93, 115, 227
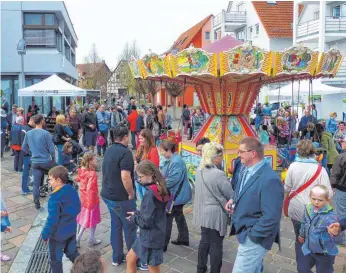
283, 164, 322, 217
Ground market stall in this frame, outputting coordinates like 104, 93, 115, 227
18, 74, 86, 132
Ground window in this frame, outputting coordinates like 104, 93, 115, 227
255, 24, 260, 35
56, 31, 62, 52
64, 42, 70, 61
205, 31, 210, 40
24, 13, 57, 26
71, 53, 76, 66
248, 26, 253, 39
24, 29, 56, 47
236, 30, 245, 41
314, 11, 320, 20
332, 5, 341, 18
214, 31, 218, 40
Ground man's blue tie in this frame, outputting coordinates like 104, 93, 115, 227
238, 169, 249, 195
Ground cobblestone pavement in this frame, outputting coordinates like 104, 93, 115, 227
2, 147, 346, 273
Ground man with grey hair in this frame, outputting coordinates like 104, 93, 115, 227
10, 116, 25, 172
225, 137, 284, 273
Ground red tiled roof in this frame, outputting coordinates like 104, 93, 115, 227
77, 62, 111, 78
252, 2, 303, 38
168, 14, 213, 52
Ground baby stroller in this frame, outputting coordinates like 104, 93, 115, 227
71, 140, 85, 169
39, 168, 79, 197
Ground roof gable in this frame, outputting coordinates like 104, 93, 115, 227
77, 61, 111, 78
252, 1, 303, 39
168, 14, 213, 53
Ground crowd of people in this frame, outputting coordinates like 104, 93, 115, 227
1, 96, 346, 273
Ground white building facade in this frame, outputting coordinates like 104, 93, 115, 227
212, 1, 295, 102
293, 1, 346, 87
1, 1, 78, 114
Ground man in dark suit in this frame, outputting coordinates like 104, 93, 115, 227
2, 98, 9, 113
225, 137, 284, 273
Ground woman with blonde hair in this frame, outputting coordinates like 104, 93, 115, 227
193, 142, 233, 273
54, 114, 71, 165
326, 112, 338, 135
16, 107, 26, 125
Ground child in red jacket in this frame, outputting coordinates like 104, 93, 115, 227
76, 153, 101, 247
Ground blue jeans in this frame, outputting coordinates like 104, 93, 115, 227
292, 219, 314, 273
32, 161, 58, 209
232, 236, 268, 273
255, 115, 262, 131
102, 198, 137, 264
135, 180, 146, 201
21, 156, 31, 193
56, 144, 63, 165
49, 235, 79, 273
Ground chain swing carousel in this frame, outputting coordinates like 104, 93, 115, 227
129, 43, 343, 179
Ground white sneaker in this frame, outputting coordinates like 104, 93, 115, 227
0, 252, 11, 261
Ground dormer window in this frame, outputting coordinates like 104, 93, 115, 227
267, 1, 277, 5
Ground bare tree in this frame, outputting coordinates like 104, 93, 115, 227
142, 80, 160, 105
82, 43, 111, 100
134, 79, 147, 102
165, 82, 184, 120
117, 40, 141, 98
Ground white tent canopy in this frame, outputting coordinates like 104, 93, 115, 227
267, 79, 346, 97
18, 74, 86, 97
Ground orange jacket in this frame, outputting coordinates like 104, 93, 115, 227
75, 169, 100, 209
127, 110, 138, 132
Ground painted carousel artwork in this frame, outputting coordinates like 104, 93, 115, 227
274, 44, 319, 76
129, 43, 344, 176
138, 51, 171, 79
316, 47, 344, 77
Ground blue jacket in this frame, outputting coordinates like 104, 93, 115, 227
299, 203, 340, 256
96, 111, 110, 133
41, 184, 81, 241
130, 184, 169, 248
230, 163, 284, 250
326, 118, 338, 135
136, 115, 145, 133
161, 153, 192, 206
10, 124, 26, 146
298, 115, 316, 131
262, 106, 272, 116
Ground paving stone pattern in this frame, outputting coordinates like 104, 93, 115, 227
2, 143, 346, 272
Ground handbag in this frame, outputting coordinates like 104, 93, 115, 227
200, 169, 231, 225
283, 164, 322, 217
165, 171, 186, 214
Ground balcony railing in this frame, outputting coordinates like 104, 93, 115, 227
225, 11, 246, 23
325, 16, 346, 32
297, 16, 346, 38
297, 19, 319, 38
213, 11, 246, 27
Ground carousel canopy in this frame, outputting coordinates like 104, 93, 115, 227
203, 35, 243, 53
18, 74, 86, 97
267, 79, 345, 96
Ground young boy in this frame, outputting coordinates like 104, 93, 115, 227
298, 185, 340, 273
41, 166, 81, 273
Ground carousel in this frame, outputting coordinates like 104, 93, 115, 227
129, 43, 343, 180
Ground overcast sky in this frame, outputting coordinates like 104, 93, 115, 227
65, 0, 227, 69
